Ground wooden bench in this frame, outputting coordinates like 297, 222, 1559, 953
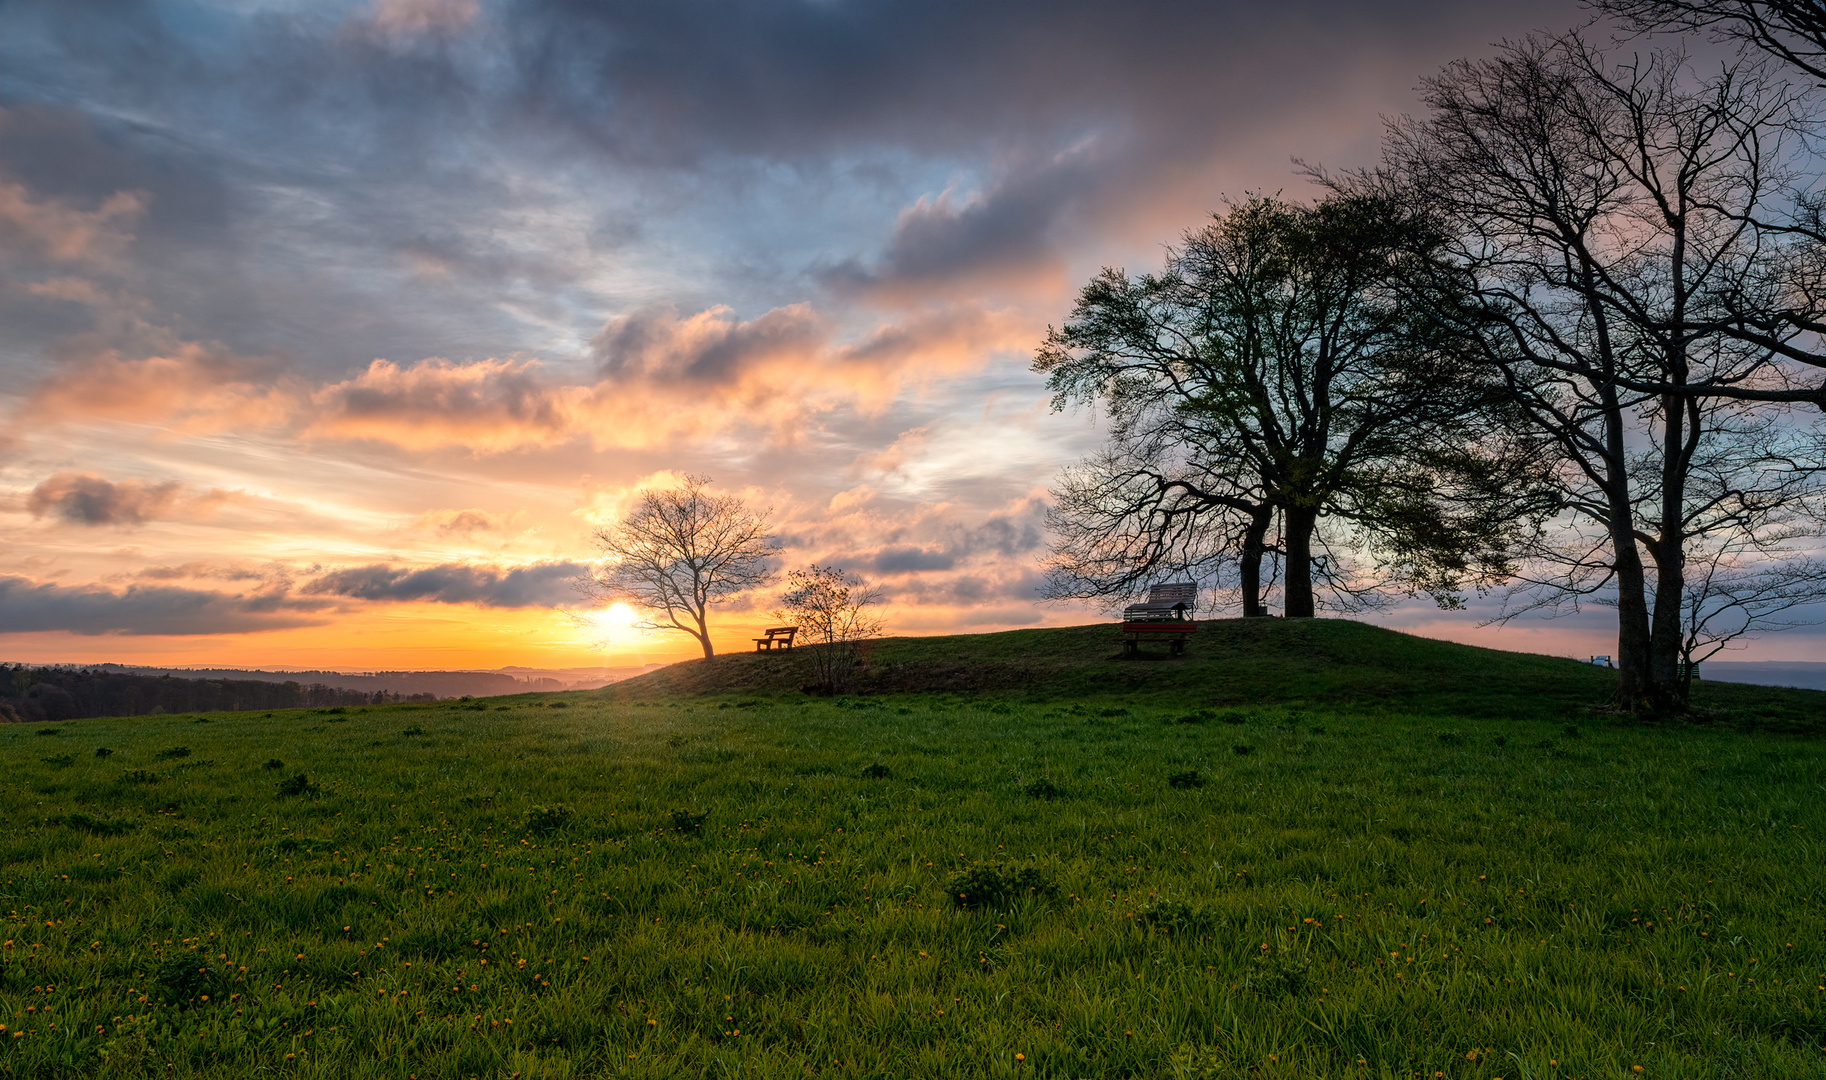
753, 626, 798, 652
1120, 583, 1198, 656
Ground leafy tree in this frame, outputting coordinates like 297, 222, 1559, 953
776, 565, 884, 694
1035, 194, 1546, 618
582, 475, 776, 658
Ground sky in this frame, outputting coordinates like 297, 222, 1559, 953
3, 0, 1818, 670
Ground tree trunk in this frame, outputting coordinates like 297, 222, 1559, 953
694, 610, 715, 659
1282, 504, 1318, 618
1609, 514, 1659, 711
1239, 505, 1274, 617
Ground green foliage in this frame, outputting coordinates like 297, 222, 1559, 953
1167, 769, 1205, 788
155, 746, 192, 759
1022, 777, 1066, 799
275, 773, 320, 797
669, 809, 708, 835
0, 650, 1822, 1079
947, 861, 1059, 910
859, 763, 892, 779
526, 804, 576, 835
54, 811, 135, 835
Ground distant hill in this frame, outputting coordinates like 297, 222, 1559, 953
1701, 661, 1826, 692
1, 662, 662, 723
602, 618, 1826, 732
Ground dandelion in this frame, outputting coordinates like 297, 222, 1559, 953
1015, 1053, 1025, 1062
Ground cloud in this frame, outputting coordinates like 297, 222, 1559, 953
413, 507, 516, 537
593, 303, 827, 384
27, 344, 299, 430
0, 575, 329, 636
0, 180, 146, 267
301, 560, 588, 608
870, 545, 955, 573
22, 471, 226, 526
363, 0, 480, 37
306, 356, 578, 451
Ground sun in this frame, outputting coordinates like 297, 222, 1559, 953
592, 602, 640, 634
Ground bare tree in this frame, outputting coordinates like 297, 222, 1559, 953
776, 565, 884, 694
1036, 194, 1547, 619
581, 475, 776, 659
1363, 32, 1826, 708
1593, 0, 1826, 85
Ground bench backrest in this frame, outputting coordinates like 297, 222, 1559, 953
763, 626, 797, 638
1145, 582, 1197, 608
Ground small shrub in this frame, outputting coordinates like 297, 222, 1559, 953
41, 754, 75, 768
1167, 770, 1205, 789
154, 955, 216, 1004
670, 809, 708, 835
1137, 898, 1203, 934
1232, 744, 1255, 756
57, 812, 134, 836
94, 747, 113, 758
1023, 777, 1066, 799
277, 773, 321, 797
123, 768, 159, 784
860, 763, 893, 779
155, 746, 191, 760
948, 861, 1058, 910
1244, 952, 1311, 998
261, 759, 284, 770
527, 804, 576, 835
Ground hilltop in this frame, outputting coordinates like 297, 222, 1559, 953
605, 617, 1826, 730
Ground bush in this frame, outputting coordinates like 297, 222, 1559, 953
276, 773, 321, 797
947, 861, 1058, 910
1022, 777, 1066, 799
56, 812, 135, 835
527, 804, 576, 835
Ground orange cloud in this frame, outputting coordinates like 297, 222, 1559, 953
307, 356, 576, 451
28, 343, 299, 430
0, 182, 146, 267
14, 302, 1035, 455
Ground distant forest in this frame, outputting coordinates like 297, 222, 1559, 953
0, 665, 437, 723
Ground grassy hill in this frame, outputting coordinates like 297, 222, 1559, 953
610, 617, 1826, 731
1, 619, 1822, 1078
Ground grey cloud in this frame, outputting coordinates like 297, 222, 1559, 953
871, 546, 954, 574
301, 560, 587, 608
0, 575, 329, 635
591, 303, 826, 384
27, 472, 180, 525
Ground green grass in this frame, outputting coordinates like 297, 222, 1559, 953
1, 620, 1823, 1079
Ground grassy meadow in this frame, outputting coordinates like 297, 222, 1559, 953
1, 619, 1823, 1079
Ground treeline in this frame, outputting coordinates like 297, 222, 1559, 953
0, 665, 438, 723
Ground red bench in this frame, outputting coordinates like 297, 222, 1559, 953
1120, 583, 1197, 656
